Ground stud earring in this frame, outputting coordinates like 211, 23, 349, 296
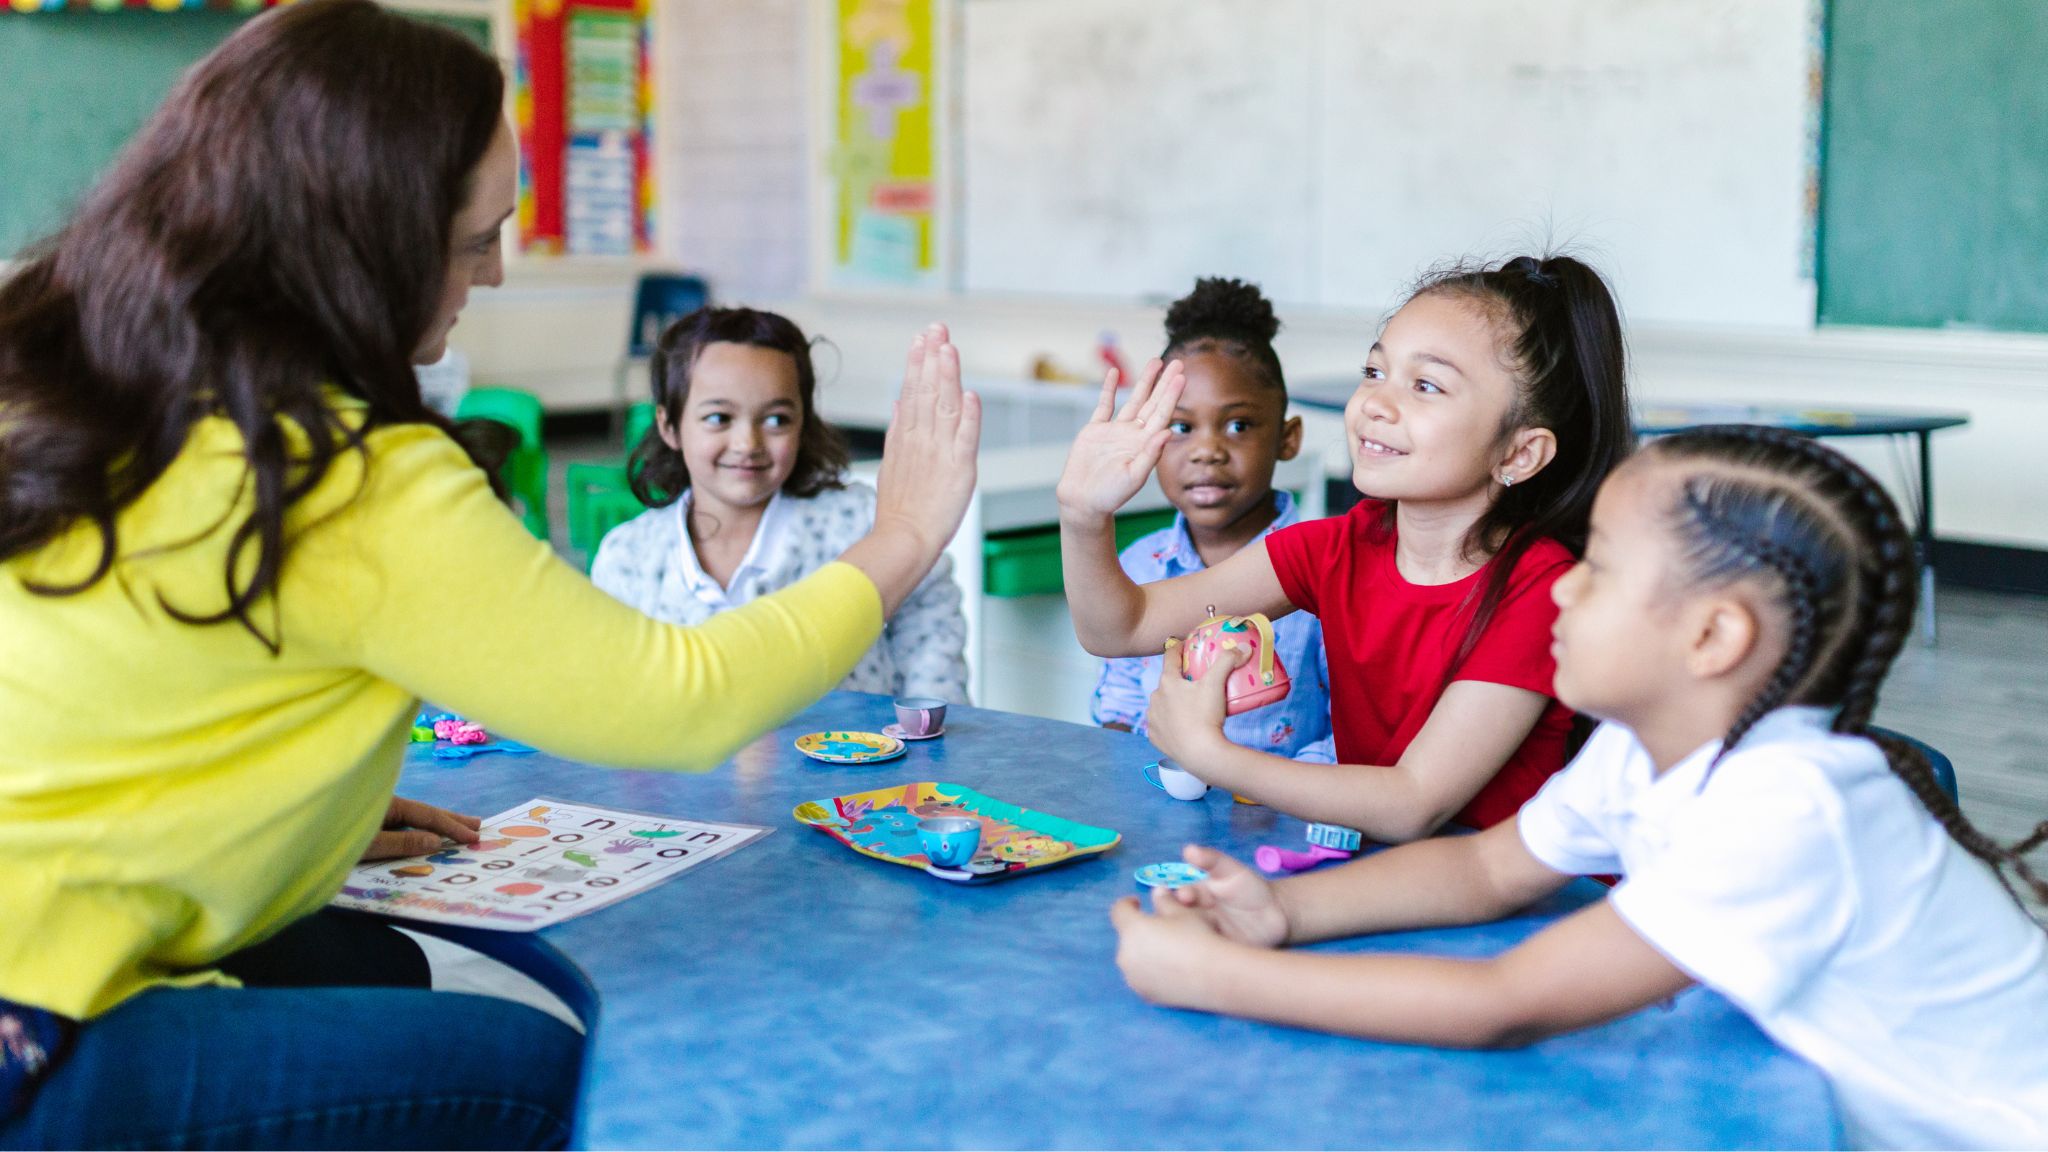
1500, 474, 1515, 488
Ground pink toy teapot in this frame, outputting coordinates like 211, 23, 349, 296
1165, 607, 1291, 716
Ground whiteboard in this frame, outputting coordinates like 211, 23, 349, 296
961, 0, 1816, 327
962, 0, 1323, 303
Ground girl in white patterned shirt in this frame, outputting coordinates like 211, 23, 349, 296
593, 307, 970, 702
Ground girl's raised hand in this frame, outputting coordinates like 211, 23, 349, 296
1162, 844, 1291, 948
1055, 358, 1187, 522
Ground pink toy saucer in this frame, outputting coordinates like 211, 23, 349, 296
881, 722, 944, 742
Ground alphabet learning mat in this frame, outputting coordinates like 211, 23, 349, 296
330, 797, 769, 930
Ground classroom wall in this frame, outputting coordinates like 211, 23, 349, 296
655, 0, 808, 299
458, 269, 2048, 552
958, 0, 1817, 328
7, 2, 2040, 552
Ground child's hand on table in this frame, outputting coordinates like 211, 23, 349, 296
1055, 357, 1187, 522
1110, 846, 1292, 1010
360, 796, 482, 861
1158, 845, 1291, 948
1143, 640, 1242, 767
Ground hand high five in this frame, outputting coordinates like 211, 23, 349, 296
873, 323, 983, 559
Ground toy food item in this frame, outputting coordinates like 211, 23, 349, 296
1165, 607, 1291, 716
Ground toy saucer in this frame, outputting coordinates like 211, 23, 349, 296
881, 722, 944, 742
923, 857, 1009, 883
1134, 862, 1209, 890
794, 731, 906, 764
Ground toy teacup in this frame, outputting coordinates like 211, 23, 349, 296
917, 817, 981, 869
1165, 607, 1292, 716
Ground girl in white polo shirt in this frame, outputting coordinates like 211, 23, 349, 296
1110, 425, 2047, 1150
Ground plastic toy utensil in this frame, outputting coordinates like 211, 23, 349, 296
1254, 843, 1353, 875
1305, 823, 1364, 852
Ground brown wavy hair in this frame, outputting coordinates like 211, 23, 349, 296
0, 0, 507, 651
628, 307, 850, 508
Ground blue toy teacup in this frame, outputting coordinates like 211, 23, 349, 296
917, 816, 981, 869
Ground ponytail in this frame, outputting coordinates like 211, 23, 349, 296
1408, 254, 1636, 677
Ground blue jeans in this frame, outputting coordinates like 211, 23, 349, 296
0, 913, 584, 1149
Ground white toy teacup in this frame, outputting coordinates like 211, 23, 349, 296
1142, 759, 1209, 801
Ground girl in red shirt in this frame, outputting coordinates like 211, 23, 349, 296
1058, 255, 1633, 841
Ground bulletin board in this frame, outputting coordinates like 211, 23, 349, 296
827, 0, 944, 288
3, 2, 277, 9
514, 0, 655, 256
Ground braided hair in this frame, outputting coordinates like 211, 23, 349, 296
1161, 277, 1286, 395
1648, 425, 2048, 911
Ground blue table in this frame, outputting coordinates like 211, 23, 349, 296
394, 693, 1839, 1149
1292, 384, 1968, 642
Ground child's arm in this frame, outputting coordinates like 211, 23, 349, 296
1057, 362, 1296, 657
1117, 894, 1692, 1048
881, 551, 972, 703
1150, 656, 1550, 841
1114, 827, 1693, 1048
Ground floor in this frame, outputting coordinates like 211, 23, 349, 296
1873, 588, 2048, 918
538, 428, 2047, 919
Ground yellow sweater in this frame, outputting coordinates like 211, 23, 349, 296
0, 411, 882, 1019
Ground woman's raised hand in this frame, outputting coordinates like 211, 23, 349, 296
841, 324, 983, 618
1055, 358, 1187, 522
871, 323, 982, 557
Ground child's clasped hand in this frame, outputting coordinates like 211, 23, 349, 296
1142, 640, 1247, 767
1110, 844, 1292, 1008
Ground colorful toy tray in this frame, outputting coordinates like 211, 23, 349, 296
793, 781, 1119, 884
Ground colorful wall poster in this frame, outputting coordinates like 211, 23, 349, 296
831, 0, 942, 287
331, 797, 769, 931
514, 0, 655, 256
4, 1, 279, 10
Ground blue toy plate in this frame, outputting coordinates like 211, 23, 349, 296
1134, 862, 1208, 889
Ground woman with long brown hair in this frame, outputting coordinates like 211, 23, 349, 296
0, 3, 980, 1146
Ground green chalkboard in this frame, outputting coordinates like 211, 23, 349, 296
0, 10, 494, 261
0, 11, 248, 258
1820, 1, 2048, 331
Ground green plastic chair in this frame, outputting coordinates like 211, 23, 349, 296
566, 462, 649, 567
457, 387, 550, 540
561, 402, 661, 569
624, 401, 656, 454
